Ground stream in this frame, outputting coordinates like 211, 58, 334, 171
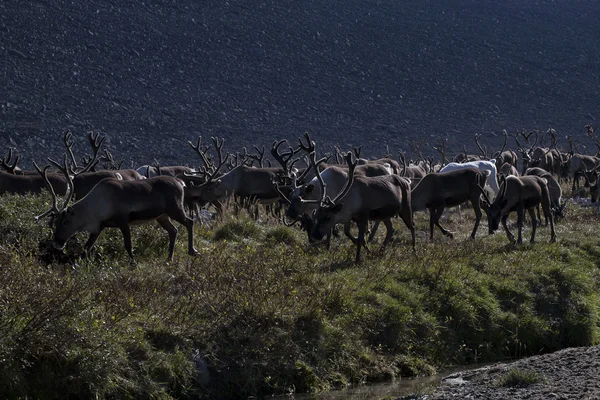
279, 363, 491, 400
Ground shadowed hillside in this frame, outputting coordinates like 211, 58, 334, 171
1, 0, 599, 165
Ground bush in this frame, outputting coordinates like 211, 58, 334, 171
495, 368, 545, 387
213, 217, 263, 241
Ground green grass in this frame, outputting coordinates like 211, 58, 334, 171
0, 193, 599, 398
495, 367, 545, 387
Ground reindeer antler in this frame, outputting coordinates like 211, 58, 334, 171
328, 152, 358, 205
1, 148, 21, 174
33, 155, 75, 220
432, 138, 448, 166
474, 134, 488, 159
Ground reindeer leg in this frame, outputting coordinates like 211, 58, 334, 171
501, 215, 515, 244
542, 198, 557, 243
381, 219, 394, 247
355, 219, 368, 263
516, 205, 525, 244
368, 221, 381, 243
400, 208, 416, 249
528, 207, 537, 243
118, 221, 135, 261
344, 222, 358, 244
470, 201, 482, 240
167, 210, 199, 257
433, 206, 454, 239
84, 229, 104, 257
428, 207, 436, 241
156, 215, 179, 261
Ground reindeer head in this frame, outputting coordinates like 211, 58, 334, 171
480, 176, 509, 231
34, 157, 79, 250
310, 152, 357, 241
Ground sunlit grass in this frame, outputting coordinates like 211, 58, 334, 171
0, 192, 599, 398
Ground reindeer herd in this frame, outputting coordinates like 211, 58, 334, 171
1, 126, 599, 262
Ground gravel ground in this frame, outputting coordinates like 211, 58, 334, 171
412, 346, 600, 400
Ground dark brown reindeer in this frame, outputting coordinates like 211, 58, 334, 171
411, 168, 490, 240
183, 136, 300, 218
525, 167, 566, 221
480, 175, 556, 244
307, 151, 415, 263
35, 157, 198, 261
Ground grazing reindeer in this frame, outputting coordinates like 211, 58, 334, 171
411, 168, 490, 240
308, 152, 415, 263
525, 167, 566, 220
35, 158, 198, 261
480, 176, 556, 244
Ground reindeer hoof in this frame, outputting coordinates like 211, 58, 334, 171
189, 249, 200, 256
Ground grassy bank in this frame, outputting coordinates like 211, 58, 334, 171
0, 194, 599, 399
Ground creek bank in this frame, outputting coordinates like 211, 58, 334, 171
407, 345, 600, 400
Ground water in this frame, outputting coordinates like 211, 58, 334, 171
279, 363, 490, 400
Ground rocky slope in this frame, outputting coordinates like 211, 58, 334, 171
1, 0, 599, 166
409, 345, 600, 399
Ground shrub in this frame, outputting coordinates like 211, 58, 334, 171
495, 368, 545, 387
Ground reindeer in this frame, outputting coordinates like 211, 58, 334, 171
583, 167, 600, 213
453, 143, 483, 163
184, 136, 297, 218
499, 162, 520, 178
0, 131, 106, 196
439, 160, 500, 195
301, 146, 393, 182
411, 168, 490, 240
56, 130, 147, 199
492, 130, 518, 171
306, 151, 414, 262
0, 171, 69, 196
514, 130, 539, 175
137, 165, 195, 178
35, 157, 198, 261
564, 136, 600, 195
525, 167, 566, 221
398, 152, 427, 180
480, 175, 556, 244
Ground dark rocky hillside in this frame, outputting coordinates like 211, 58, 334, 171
1, 0, 599, 166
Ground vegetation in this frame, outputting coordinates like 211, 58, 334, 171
1, 193, 599, 399
495, 368, 545, 387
